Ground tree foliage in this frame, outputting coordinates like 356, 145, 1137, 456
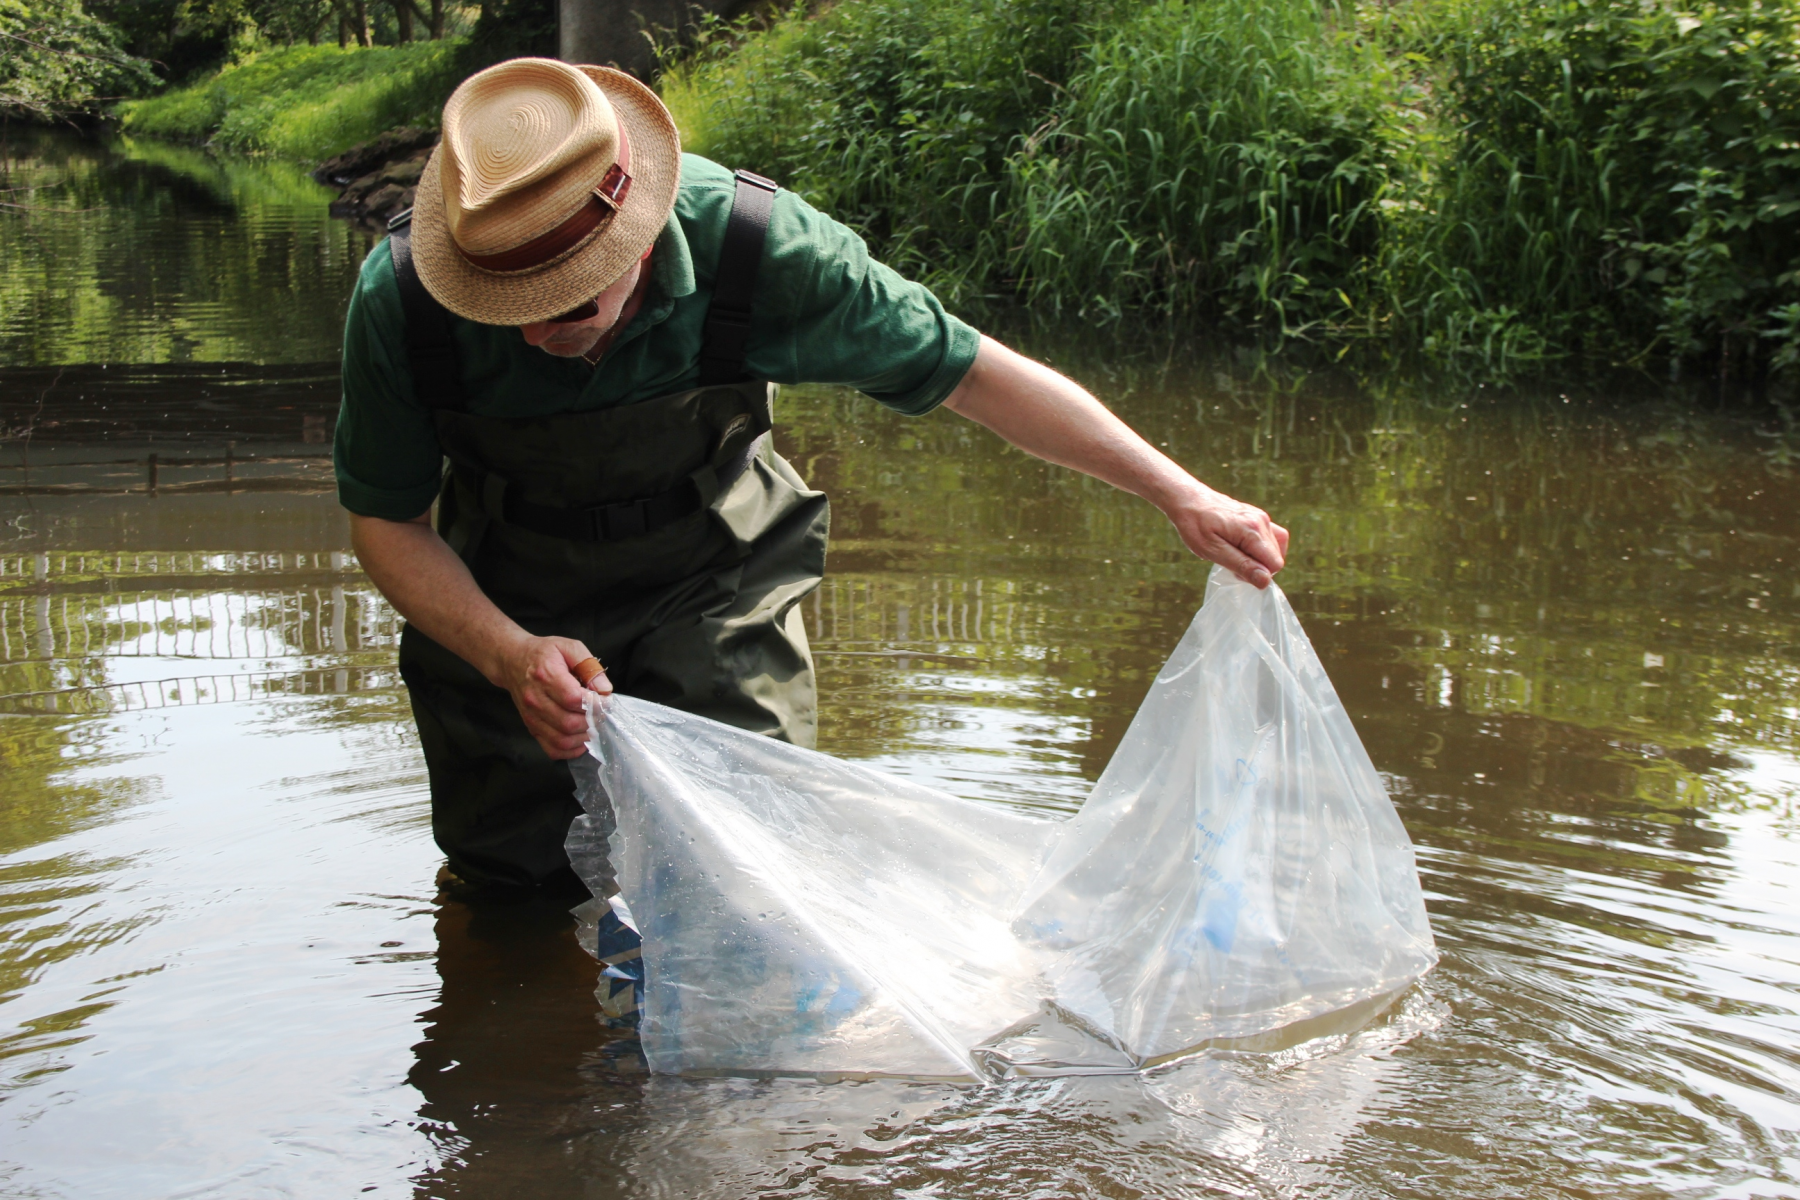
2, 0, 478, 121
0, 0, 157, 118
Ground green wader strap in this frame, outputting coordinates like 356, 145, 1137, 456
387, 208, 487, 554
698, 170, 778, 387
386, 209, 472, 413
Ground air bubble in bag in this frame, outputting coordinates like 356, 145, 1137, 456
568, 567, 1438, 1079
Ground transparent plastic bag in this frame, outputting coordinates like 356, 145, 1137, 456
569, 567, 1437, 1079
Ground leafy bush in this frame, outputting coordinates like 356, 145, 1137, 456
1396, 0, 1800, 378
117, 40, 462, 160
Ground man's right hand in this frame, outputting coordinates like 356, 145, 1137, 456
349, 512, 615, 762
491, 633, 614, 760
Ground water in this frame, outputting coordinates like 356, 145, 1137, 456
2, 132, 1797, 1199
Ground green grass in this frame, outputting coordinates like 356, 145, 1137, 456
116, 41, 463, 162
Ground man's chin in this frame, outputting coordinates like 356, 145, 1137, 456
537, 337, 597, 358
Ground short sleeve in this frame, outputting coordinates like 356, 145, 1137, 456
333, 240, 449, 520
746, 190, 981, 416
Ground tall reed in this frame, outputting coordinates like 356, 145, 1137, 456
1001, 0, 1408, 332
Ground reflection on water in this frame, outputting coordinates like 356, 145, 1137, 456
1, 132, 1798, 1199
0, 131, 367, 366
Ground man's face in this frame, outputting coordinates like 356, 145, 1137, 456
518, 260, 645, 358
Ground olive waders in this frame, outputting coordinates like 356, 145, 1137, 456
386, 171, 828, 902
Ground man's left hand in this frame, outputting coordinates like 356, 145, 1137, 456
944, 336, 1293, 588
1166, 483, 1289, 589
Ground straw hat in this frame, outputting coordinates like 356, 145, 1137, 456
410, 57, 681, 326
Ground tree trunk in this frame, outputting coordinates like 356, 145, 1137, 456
560, 0, 747, 79
337, 13, 349, 46
395, 0, 413, 40
396, 0, 438, 39
353, 0, 372, 46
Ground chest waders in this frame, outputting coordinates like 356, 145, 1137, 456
388, 171, 828, 900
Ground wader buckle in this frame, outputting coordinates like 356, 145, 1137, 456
592, 498, 651, 540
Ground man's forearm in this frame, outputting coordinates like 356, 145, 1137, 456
942, 334, 1288, 584
943, 336, 1205, 514
349, 511, 603, 759
348, 512, 528, 684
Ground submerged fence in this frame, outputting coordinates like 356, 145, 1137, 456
3, 665, 407, 715
0, 550, 1082, 717
0, 550, 404, 715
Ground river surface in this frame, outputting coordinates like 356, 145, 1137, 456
2, 131, 1798, 1199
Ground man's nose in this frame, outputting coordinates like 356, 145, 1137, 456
519, 322, 555, 346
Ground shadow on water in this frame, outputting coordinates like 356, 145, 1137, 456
405, 896, 644, 1198
1, 130, 1798, 1199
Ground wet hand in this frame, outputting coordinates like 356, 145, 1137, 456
1168, 484, 1289, 588
494, 635, 613, 760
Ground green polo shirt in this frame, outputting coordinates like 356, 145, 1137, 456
335, 153, 981, 520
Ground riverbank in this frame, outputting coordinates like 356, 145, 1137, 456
116, 41, 462, 163
92, 0, 1800, 391
670, 0, 1800, 388
313, 127, 440, 230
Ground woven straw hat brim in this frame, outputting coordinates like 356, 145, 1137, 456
411, 65, 681, 326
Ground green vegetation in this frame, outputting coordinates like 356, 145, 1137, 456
13, 0, 1799, 384
0, 0, 157, 118
116, 39, 462, 159
1408, 0, 1800, 377
31, 0, 548, 154
668, 0, 1800, 384
0, 0, 534, 126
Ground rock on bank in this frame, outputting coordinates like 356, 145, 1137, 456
314, 126, 439, 231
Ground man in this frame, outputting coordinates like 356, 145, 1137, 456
336, 57, 1288, 907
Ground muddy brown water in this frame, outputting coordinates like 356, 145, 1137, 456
2, 132, 1797, 1199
